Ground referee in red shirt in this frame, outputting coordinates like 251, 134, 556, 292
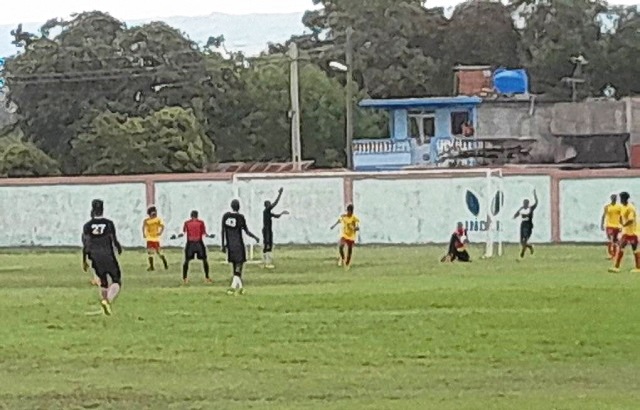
173, 210, 214, 284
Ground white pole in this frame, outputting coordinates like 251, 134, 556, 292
289, 43, 302, 171
498, 169, 504, 256
345, 26, 354, 170
485, 169, 493, 258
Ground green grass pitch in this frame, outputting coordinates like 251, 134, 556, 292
1, 245, 640, 409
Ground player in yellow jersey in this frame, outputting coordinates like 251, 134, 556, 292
143, 206, 168, 271
601, 194, 623, 259
609, 192, 640, 273
330, 204, 360, 269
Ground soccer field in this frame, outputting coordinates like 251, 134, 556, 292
1, 245, 640, 410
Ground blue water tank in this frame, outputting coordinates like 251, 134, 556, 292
493, 68, 529, 95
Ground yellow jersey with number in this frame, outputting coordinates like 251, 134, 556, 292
340, 214, 359, 241
144, 217, 164, 242
604, 203, 623, 229
621, 204, 637, 236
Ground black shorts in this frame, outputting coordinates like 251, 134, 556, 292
520, 222, 533, 242
91, 254, 121, 287
262, 229, 273, 253
227, 242, 246, 264
185, 241, 207, 261
452, 249, 470, 262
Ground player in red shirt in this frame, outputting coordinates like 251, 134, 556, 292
441, 222, 471, 263
171, 210, 215, 284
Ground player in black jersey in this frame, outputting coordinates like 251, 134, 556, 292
221, 199, 259, 295
82, 199, 123, 315
513, 190, 538, 259
262, 187, 289, 269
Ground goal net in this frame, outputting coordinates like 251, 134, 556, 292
230, 168, 504, 259
396, 167, 504, 258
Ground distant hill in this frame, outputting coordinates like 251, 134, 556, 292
0, 12, 307, 58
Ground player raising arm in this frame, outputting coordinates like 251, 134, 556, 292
262, 187, 289, 269
142, 206, 169, 271
222, 199, 259, 295
171, 210, 215, 284
330, 204, 360, 270
82, 199, 123, 316
601, 194, 622, 260
441, 222, 471, 263
609, 192, 640, 273
513, 190, 538, 259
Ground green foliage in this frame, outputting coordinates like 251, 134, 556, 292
0, 127, 60, 177
210, 56, 385, 167
2, 1, 639, 176
5, 12, 215, 173
513, 0, 609, 97
70, 107, 215, 175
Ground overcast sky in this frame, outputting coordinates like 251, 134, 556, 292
0, 0, 638, 25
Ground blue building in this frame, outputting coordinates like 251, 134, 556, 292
353, 96, 482, 171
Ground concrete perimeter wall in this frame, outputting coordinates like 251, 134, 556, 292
1, 168, 640, 247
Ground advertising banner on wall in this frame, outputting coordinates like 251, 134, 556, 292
354, 175, 551, 244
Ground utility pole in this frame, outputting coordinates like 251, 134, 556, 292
345, 26, 354, 171
288, 43, 302, 171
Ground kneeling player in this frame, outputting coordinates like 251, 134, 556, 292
143, 206, 168, 271
330, 204, 360, 269
222, 199, 259, 295
173, 210, 215, 284
609, 192, 640, 273
441, 223, 471, 263
82, 199, 123, 316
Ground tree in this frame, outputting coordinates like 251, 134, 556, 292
0, 127, 60, 177
599, 6, 640, 96
70, 107, 215, 175
211, 55, 385, 167
513, 0, 608, 98
5, 12, 217, 172
297, 0, 451, 98
445, 1, 521, 68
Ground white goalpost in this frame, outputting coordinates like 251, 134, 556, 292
230, 168, 504, 259
483, 168, 504, 258
353, 167, 504, 258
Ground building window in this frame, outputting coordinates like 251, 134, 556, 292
451, 111, 471, 136
409, 112, 435, 144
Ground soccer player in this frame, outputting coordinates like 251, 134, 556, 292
441, 222, 471, 263
222, 199, 259, 295
172, 210, 215, 284
609, 192, 640, 273
82, 199, 123, 316
330, 204, 360, 269
513, 190, 538, 259
142, 206, 168, 271
262, 187, 289, 269
84, 209, 101, 287
601, 194, 622, 259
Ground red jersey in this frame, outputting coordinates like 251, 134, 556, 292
453, 228, 468, 249
183, 219, 207, 241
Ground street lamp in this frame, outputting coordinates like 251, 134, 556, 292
329, 61, 348, 72
329, 26, 355, 170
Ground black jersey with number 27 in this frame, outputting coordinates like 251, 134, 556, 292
83, 217, 118, 256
